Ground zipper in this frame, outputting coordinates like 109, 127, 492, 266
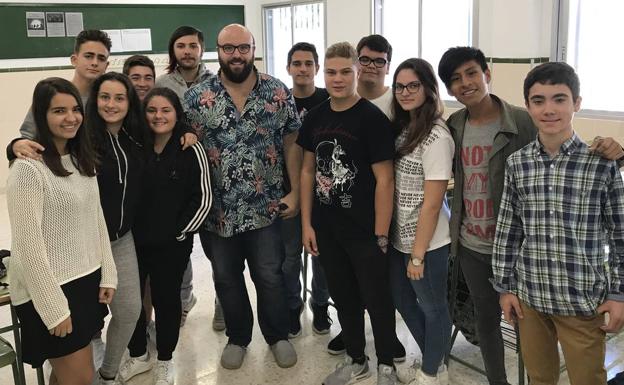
108, 131, 129, 238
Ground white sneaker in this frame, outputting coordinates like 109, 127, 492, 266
154, 359, 174, 385
118, 353, 153, 382
408, 368, 440, 385
94, 370, 118, 385
398, 360, 447, 385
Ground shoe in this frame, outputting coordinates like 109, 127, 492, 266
180, 293, 197, 327
328, 332, 346, 355
91, 337, 106, 371
394, 339, 406, 363
212, 298, 226, 331
220, 344, 246, 369
146, 319, 156, 343
118, 353, 153, 383
94, 370, 118, 385
377, 364, 397, 385
270, 340, 297, 368
322, 355, 371, 385
409, 368, 441, 385
397, 358, 420, 383
309, 300, 331, 334
398, 360, 448, 385
288, 304, 303, 338
154, 359, 174, 385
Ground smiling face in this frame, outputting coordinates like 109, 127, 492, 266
324, 57, 358, 100
127, 65, 155, 100
217, 25, 255, 83
394, 68, 426, 112
287, 50, 319, 88
47, 92, 83, 152
97, 80, 129, 129
526, 82, 580, 139
447, 59, 491, 108
145, 95, 177, 136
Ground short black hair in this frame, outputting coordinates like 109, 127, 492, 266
74, 29, 112, 53
167, 26, 204, 73
438, 46, 488, 89
523, 61, 580, 103
287, 42, 319, 66
123, 55, 155, 77
356, 34, 392, 62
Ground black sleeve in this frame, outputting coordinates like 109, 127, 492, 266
175, 143, 212, 241
6, 137, 22, 161
364, 105, 395, 164
296, 111, 315, 152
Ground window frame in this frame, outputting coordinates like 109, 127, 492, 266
551, 0, 624, 119
372, 0, 478, 105
261, 0, 327, 81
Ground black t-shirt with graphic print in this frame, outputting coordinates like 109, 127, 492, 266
297, 97, 395, 236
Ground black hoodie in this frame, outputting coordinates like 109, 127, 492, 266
133, 127, 211, 246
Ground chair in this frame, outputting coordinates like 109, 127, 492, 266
0, 335, 21, 385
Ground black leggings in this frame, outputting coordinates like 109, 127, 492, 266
316, 227, 396, 366
128, 238, 192, 361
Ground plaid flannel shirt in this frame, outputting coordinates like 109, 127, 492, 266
492, 133, 624, 316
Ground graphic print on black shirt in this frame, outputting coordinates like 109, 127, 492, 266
315, 138, 358, 207
297, 98, 394, 235
294, 87, 329, 119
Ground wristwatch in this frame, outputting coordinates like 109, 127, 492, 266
410, 257, 424, 266
376, 235, 389, 249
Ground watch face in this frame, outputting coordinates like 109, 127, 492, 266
411, 258, 422, 266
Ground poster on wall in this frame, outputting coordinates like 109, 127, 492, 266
65, 12, 84, 37
46, 12, 66, 37
26, 12, 46, 37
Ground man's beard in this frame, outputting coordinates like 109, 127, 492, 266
219, 56, 254, 83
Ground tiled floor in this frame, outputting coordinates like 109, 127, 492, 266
0, 195, 622, 385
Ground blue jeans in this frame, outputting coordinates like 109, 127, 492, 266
280, 214, 303, 310
389, 245, 452, 375
281, 214, 330, 308
203, 221, 289, 346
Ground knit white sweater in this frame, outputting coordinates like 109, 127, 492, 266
7, 155, 117, 329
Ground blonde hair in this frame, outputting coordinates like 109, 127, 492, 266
325, 42, 357, 64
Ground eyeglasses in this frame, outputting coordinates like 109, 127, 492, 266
217, 44, 254, 54
393, 81, 422, 94
358, 56, 388, 68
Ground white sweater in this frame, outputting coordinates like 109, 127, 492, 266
7, 155, 117, 329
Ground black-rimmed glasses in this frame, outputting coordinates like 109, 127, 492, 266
217, 44, 254, 54
358, 56, 388, 68
393, 81, 422, 94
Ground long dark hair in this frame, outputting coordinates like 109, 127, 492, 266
86, 72, 145, 155
391, 58, 443, 157
166, 26, 204, 74
142, 87, 188, 147
32, 77, 96, 177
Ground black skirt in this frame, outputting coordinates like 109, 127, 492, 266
14, 269, 109, 368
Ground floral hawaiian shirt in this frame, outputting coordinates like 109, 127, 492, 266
184, 69, 301, 237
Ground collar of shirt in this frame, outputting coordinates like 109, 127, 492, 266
532, 131, 582, 159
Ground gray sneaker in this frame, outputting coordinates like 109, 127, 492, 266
323, 356, 371, 385
212, 298, 226, 331
377, 364, 397, 385
270, 340, 297, 368
220, 344, 246, 369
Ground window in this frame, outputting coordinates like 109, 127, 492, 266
374, 0, 474, 98
553, 0, 624, 114
263, 1, 325, 88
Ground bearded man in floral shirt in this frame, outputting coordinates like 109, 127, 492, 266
184, 24, 302, 370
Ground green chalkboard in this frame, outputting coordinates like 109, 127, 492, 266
0, 3, 245, 59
